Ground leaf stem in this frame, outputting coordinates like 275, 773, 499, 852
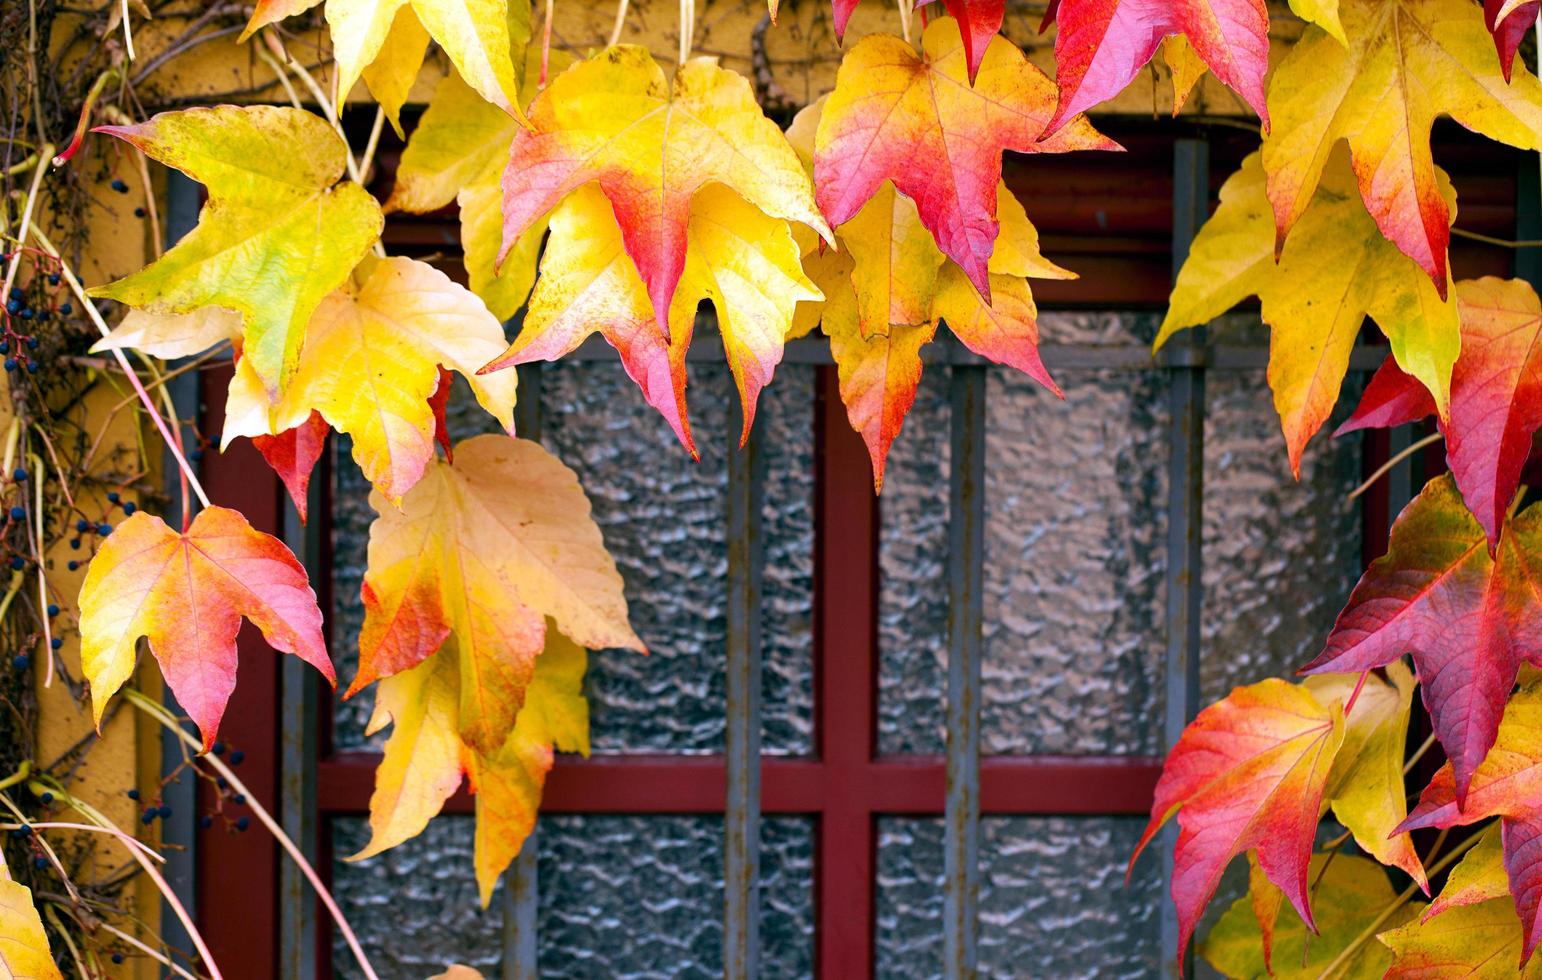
1452, 227, 1542, 249
1348, 432, 1442, 501
0, 143, 52, 303
1402, 731, 1438, 776
124, 690, 382, 980
609, 0, 630, 45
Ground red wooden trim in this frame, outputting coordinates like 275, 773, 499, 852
814, 366, 879, 979
194, 361, 285, 974
316, 753, 1161, 816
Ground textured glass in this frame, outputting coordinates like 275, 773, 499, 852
1200, 370, 1365, 701
330, 377, 514, 751
331, 815, 504, 978
982, 366, 1169, 756
877, 366, 952, 756
539, 360, 814, 754
537, 815, 814, 978
875, 816, 1163, 978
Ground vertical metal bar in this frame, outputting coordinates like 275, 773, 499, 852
726, 397, 767, 980
944, 362, 985, 980
1161, 138, 1210, 977
279, 474, 322, 980
503, 360, 545, 978
158, 170, 202, 965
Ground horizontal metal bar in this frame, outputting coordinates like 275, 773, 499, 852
544, 333, 1387, 372
316, 753, 1162, 815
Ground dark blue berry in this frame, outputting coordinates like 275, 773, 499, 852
46, 274, 58, 286
97, 523, 111, 535
24, 337, 36, 350
8, 507, 22, 521
59, 303, 71, 315
211, 741, 226, 756
106, 492, 120, 503
74, 519, 89, 532
4, 301, 16, 316
215, 776, 228, 789
0, 343, 12, 356
24, 361, 35, 374
38, 792, 51, 804
122, 502, 137, 515
229, 750, 245, 765
189, 448, 204, 461
66, 561, 77, 571
18, 309, 32, 321
126, 788, 139, 800
110, 178, 129, 193
14, 824, 30, 836
157, 805, 172, 819
49, 637, 61, 650
141, 810, 156, 825
7, 288, 20, 301
9, 557, 23, 571
3, 360, 14, 374
235, 816, 250, 832
32, 855, 46, 869
10, 467, 23, 481
233, 794, 246, 806
68, 538, 79, 550
133, 207, 145, 218
10, 654, 27, 670
45, 604, 57, 617
111, 953, 125, 965
198, 815, 213, 829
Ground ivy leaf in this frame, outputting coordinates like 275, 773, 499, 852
1131, 678, 1345, 967
1303, 476, 1542, 806
1161, 35, 1210, 113
241, 0, 527, 121
1261, 0, 1542, 297
90, 306, 241, 359
1338, 277, 1542, 551
1043, 0, 1270, 133
814, 16, 1116, 303
1424, 825, 1508, 922
78, 506, 334, 748
1486, 0, 1539, 83
1158, 149, 1458, 475
0, 869, 62, 980
1307, 662, 1427, 889
349, 434, 640, 754
252, 411, 330, 524
485, 182, 819, 455
1380, 898, 1542, 977
1202, 853, 1417, 979
352, 626, 586, 905
499, 45, 829, 339
90, 106, 383, 398
915, 0, 1007, 83
1397, 681, 1542, 964
387, 51, 566, 319
223, 256, 516, 505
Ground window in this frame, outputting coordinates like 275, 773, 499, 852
177, 124, 1529, 978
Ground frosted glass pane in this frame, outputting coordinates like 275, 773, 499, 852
875, 816, 1162, 979
877, 366, 951, 756
1200, 370, 1365, 701
539, 360, 814, 755
537, 815, 814, 978
982, 366, 1169, 756
331, 815, 503, 977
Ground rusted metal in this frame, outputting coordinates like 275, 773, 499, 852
1160, 138, 1210, 979
944, 362, 985, 979
725, 391, 766, 979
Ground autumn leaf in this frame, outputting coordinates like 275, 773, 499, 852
1338, 277, 1542, 551
1158, 149, 1459, 475
386, 49, 566, 319
1043, 0, 1269, 133
1380, 898, 1542, 977
1424, 825, 1508, 922
485, 182, 819, 454
90, 305, 241, 359
90, 106, 383, 398
240, 0, 527, 121
1307, 662, 1427, 889
500, 44, 830, 338
1397, 681, 1542, 964
1486, 0, 1539, 83
350, 434, 640, 754
353, 626, 587, 905
915, 0, 1006, 83
814, 16, 1116, 303
222, 256, 516, 505
1303, 476, 1542, 806
0, 871, 62, 980
252, 411, 330, 524
1261, 0, 1542, 296
1130, 678, 1345, 966
1202, 853, 1417, 979
1162, 35, 1209, 113
78, 506, 334, 748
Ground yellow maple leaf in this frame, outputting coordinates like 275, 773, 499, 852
485, 182, 820, 455
353, 627, 587, 906
223, 255, 516, 504
1158, 149, 1458, 475
1262, 0, 1542, 295
90, 106, 383, 398
349, 434, 640, 754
